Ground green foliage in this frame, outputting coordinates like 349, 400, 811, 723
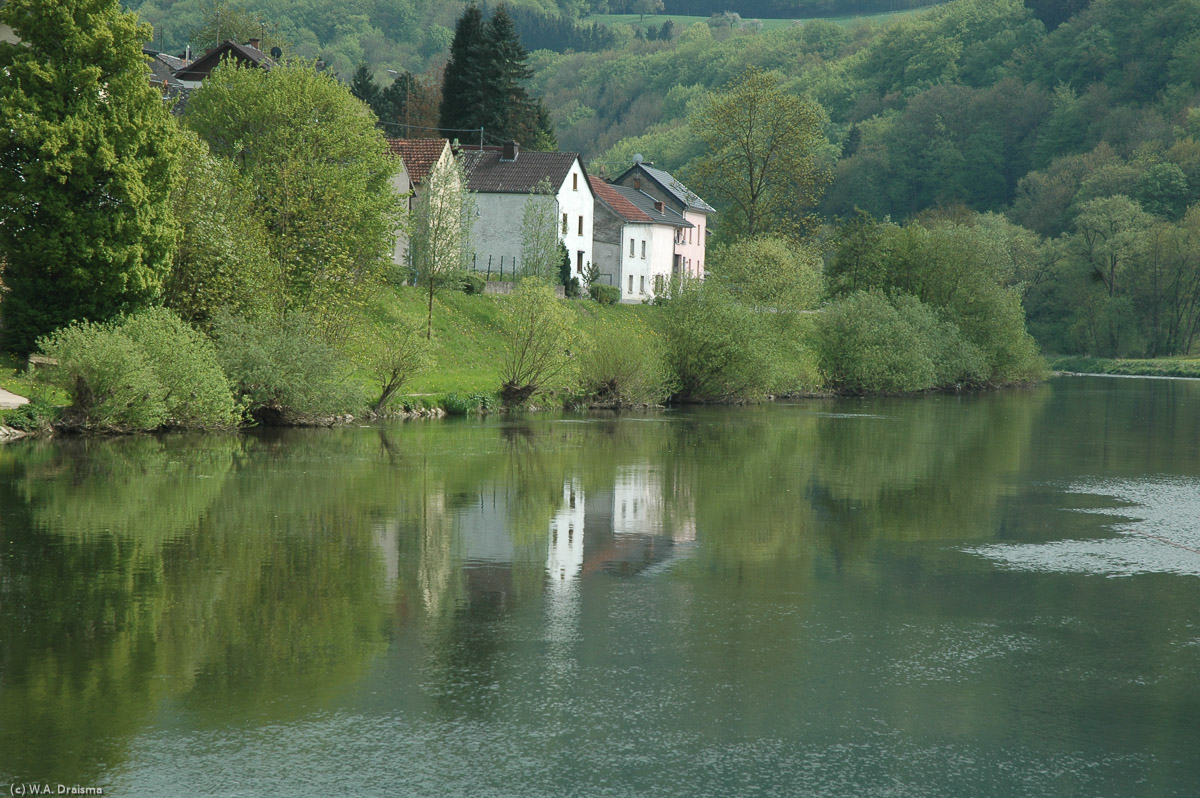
688, 67, 828, 240
498, 279, 578, 406
578, 324, 673, 405
0, 0, 179, 354
163, 130, 278, 330
817, 289, 988, 394
460, 272, 487, 295
213, 312, 360, 422
37, 309, 239, 431
352, 313, 430, 413
440, 392, 496, 415
184, 62, 402, 339
590, 283, 622, 305
411, 154, 475, 338
707, 235, 824, 312
1, 398, 59, 433
658, 279, 773, 401
519, 179, 562, 283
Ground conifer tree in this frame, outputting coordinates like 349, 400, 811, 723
0, 0, 179, 354
439, 4, 488, 137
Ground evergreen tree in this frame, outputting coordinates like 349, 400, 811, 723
350, 63, 381, 112
483, 5, 533, 139
439, 4, 488, 137
0, 0, 179, 354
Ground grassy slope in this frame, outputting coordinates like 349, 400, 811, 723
359, 286, 665, 400
1047, 355, 1200, 379
585, 9, 922, 30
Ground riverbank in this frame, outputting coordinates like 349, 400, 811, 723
1048, 354, 1200, 379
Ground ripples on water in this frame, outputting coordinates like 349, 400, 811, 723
967, 477, 1200, 577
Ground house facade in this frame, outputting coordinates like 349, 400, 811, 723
590, 176, 691, 303
459, 142, 593, 278
172, 40, 274, 89
386, 138, 454, 267
612, 162, 715, 279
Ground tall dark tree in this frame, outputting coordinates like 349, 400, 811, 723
0, 0, 179, 354
350, 63, 382, 111
439, 4, 489, 137
439, 4, 556, 148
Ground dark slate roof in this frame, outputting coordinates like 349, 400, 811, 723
616, 163, 716, 214
460, 148, 584, 194
386, 138, 450, 185
174, 40, 273, 82
619, 185, 693, 228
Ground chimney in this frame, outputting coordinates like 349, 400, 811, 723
502, 140, 519, 161
248, 38, 261, 50
633, 177, 641, 190
654, 201, 664, 214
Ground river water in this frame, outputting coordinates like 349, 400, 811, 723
1, 376, 1198, 796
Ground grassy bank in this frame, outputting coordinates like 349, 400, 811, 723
1048, 355, 1200, 379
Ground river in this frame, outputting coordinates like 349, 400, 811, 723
1, 375, 1198, 796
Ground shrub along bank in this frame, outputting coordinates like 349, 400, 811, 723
2, 268, 1047, 434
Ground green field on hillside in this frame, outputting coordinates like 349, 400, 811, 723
584, 8, 921, 30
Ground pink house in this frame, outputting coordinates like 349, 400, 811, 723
612, 161, 714, 279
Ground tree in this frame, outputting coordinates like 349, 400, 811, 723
688, 68, 828, 242
0, 0, 179, 354
350, 63, 381, 111
439, 4, 489, 137
410, 155, 474, 339
439, 4, 556, 147
707, 236, 823, 317
519, 178, 562, 284
634, 0, 664, 22
184, 62, 403, 338
498, 279, 576, 406
162, 131, 277, 330
187, 1, 284, 53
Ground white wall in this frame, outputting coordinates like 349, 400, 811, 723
618, 223, 676, 303
556, 160, 594, 278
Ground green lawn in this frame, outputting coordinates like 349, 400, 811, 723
1047, 354, 1200, 379
585, 8, 925, 31
356, 286, 663, 402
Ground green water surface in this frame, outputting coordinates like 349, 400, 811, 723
1, 376, 1198, 796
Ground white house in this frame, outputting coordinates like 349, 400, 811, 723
459, 141, 594, 278
613, 161, 715, 279
386, 137, 455, 267
590, 176, 692, 303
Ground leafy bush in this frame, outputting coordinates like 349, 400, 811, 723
2, 398, 59, 432
37, 309, 239, 431
213, 312, 360, 423
441, 392, 496, 415
498, 279, 577, 406
578, 324, 673, 405
564, 276, 582, 299
817, 290, 990, 394
590, 283, 621, 305
659, 280, 773, 402
120, 308, 241, 427
460, 272, 487, 295
352, 314, 429, 413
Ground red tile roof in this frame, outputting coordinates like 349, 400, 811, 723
385, 138, 450, 185
589, 176, 654, 223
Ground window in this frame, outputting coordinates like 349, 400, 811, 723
629, 238, 635, 257
654, 275, 664, 294
578, 216, 584, 236
561, 213, 568, 234
639, 276, 645, 293
577, 251, 583, 273
628, 276, 634, 293
640, 240, 646, 259
573, 173, 578, 191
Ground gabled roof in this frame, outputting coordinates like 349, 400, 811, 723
615, 162, 716, 214
386, 138, 450, 185
174, 40, 273, 83
590, 177, 692, 228
460, 148, 585, 194
589, 176, 653, 223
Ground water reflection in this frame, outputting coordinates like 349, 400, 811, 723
2, 380, 1200, 795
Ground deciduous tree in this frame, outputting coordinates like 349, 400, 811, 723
688, 68, 828, 241
0, 0, 179, 354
